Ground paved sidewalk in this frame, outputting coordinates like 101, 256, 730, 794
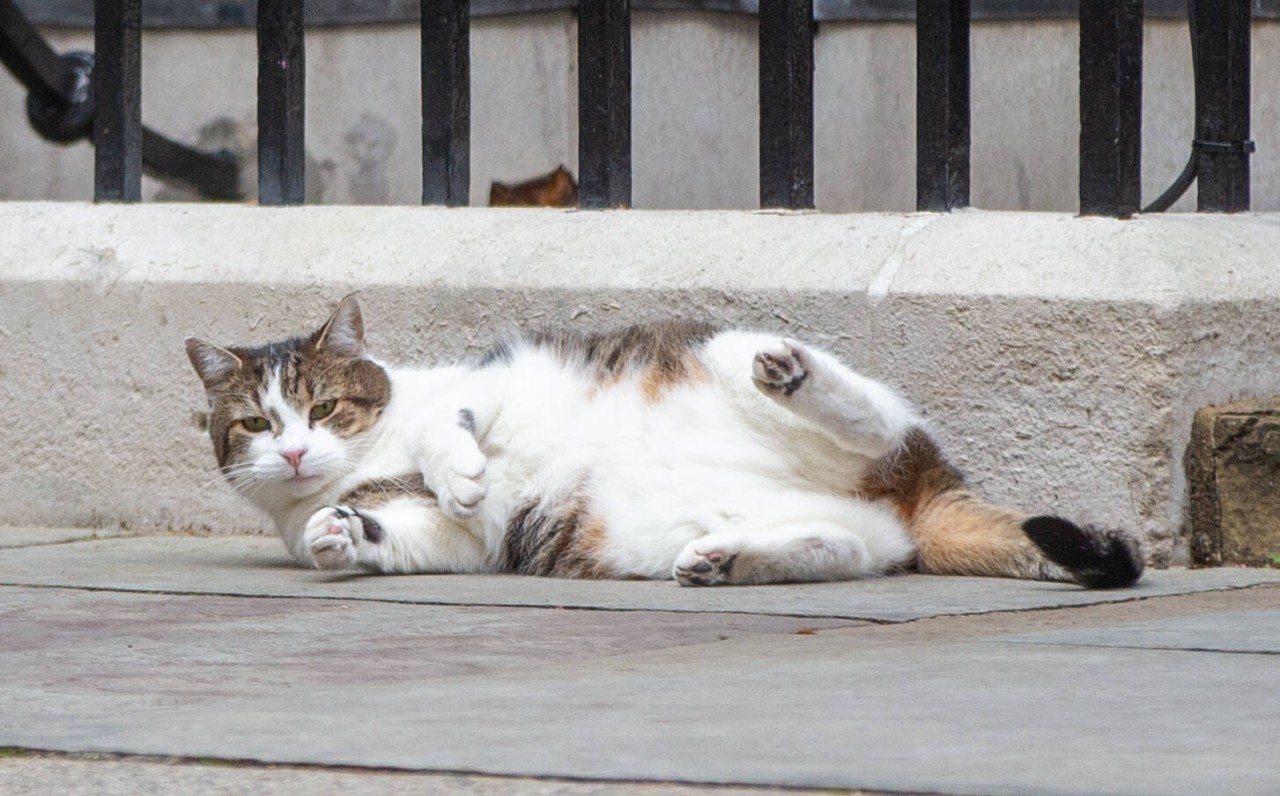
2, 530, 1279, 796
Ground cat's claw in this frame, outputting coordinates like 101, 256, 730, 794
303, 505, 362, 570
753, 339, 808, 397
673, 545, 738, 587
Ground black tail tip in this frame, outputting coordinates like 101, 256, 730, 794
1022, 515, 1144, 589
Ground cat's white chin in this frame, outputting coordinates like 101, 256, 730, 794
287, 474, 330, 498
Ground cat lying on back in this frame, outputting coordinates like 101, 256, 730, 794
185, 297, 1143, 588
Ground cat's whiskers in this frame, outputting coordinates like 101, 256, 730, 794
219, 462, 279, 495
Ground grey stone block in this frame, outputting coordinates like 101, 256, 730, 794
1186, 398, 1280, 566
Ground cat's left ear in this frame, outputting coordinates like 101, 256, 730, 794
312, 295, 366, 358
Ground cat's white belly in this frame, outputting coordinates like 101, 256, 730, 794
526, 376, 890, 578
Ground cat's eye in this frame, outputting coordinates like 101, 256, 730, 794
310, 400, 338, 422
241, 416, 270, 433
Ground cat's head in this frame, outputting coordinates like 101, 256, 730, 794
185, 296, 392, 504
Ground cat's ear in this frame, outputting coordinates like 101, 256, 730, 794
185, 338, 243, 387
312, 295, 366, 358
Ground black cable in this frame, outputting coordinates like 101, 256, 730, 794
1141, 0, 1199, 213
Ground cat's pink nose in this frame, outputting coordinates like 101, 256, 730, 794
281, 449, 306, 470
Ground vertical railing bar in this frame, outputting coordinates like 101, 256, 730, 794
421, 0, 470, 206
1193, 0, 1251, 212
93, 0, 141, 202
759, 0, 814, 209
257, 0, 305, 206
916, 0, 971, 212
1078, 0, 1143, 218
577, 0, 631, 209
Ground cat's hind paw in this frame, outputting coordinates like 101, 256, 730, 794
303, 506, 363, 570
753, 339, 808, 397
673, 543, 739, 587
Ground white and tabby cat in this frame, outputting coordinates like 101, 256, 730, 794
185, 296, 1143, 588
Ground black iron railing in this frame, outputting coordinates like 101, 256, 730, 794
0, 0, 239, 199
577, 0, 631, 209
0, 0, 1261, 214
915, 0, 970, 212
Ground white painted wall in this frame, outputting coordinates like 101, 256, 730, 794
1, 14, 1277, 211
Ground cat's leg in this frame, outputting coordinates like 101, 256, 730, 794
702, 332, 918, 459
302, 493, 487, 574
417, 408, 489, 520
749, 337, 918, 459
670, 498, 914, 586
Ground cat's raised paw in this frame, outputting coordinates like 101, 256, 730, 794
673, 545, 738, 587
753, 340, 808, 397
303, 506, 362, 570
440, 450, 488, 520
421, 437, 489, 521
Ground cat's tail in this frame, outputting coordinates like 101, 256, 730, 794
858, 429, 1144, 589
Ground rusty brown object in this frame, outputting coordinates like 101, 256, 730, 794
489, 165, 578, 207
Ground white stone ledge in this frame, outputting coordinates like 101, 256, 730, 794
5, 202, 1280, 302
4, 201, 1280, 564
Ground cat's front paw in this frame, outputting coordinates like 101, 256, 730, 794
435, 448, 489, 521
303, 506, 363, 570
753, 339, 808, 397
673, 542, 739, 587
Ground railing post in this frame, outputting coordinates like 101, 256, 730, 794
421, 0, 470, 206
916, 0, 970, 212
577, 0, 631, 209
93, 0, 141, 202
1193, 0, 1251, 212
257, 0, 305, 206
1078, 0, 1143, 217
759, 0, 814, 210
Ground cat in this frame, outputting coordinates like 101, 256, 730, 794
489, 166, 578, 208
185, 296, 1143, 588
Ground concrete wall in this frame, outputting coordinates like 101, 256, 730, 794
4, 202, 1280, 567
2, 14, 1278, 211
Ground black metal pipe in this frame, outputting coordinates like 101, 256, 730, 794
93, 0, 141, 202
1192, 0, 1251, 212
257, 0, 305, 205
759, 0, 814, 209
1078, 0, 1143, 217
0, 0, 70, 103
421, 0, 471, 206
916, 0, 971, 212
577, 0, 631, 208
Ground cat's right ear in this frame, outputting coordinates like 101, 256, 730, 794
185, 338, 243, 387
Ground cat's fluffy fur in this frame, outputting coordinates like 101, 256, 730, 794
185, 297, 1143, 588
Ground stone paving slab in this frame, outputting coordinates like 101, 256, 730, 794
1001, 608, 1280, 654
3, 596, 1276, 796
0, 756, 807, 796
0, 586, 856, 695
0, 527, 128, 549
4, 532, 1280, 795
3, 534, 1279, 621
